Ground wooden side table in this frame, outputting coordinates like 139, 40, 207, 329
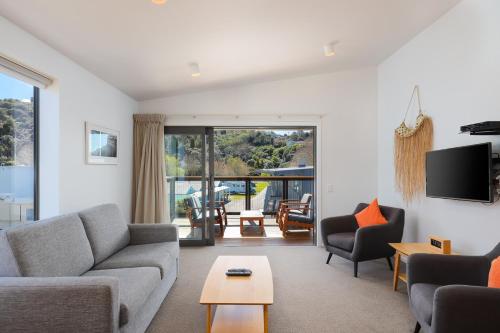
389, 242, 457, 291
239, 210, 265, 235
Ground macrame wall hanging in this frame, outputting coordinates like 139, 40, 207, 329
394, 85, 433, 203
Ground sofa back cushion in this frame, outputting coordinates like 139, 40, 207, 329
79, 204, 130, 264
0, 231, 21, 277
6, 214, 94, 276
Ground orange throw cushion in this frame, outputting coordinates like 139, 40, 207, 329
355, 199, 388, 228
489, 257, 500, 288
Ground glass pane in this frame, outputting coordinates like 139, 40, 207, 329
217, 180, 247, 214
0, 73, 35, 229
214, 128, 313, 176
165, 134, 205, 241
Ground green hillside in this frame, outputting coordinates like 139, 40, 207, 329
165, 129, 313, 176
0, 99, 34, 166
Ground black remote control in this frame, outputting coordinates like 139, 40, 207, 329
226, 268, 252, 276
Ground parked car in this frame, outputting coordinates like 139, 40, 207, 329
219, 181, 256, 195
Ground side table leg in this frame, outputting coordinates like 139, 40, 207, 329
206, 304, 212, 333
263, 304, 269, 333
393, 252, 401, 291
240, 219, 243, 235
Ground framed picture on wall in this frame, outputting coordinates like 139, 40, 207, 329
85, 122, 119, 165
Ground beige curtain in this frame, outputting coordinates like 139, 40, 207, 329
132, 114, 167, 224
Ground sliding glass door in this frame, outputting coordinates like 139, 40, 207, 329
164, 127, 215, 245
165, 126, 316, 246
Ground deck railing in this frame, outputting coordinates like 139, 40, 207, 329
166, 175, 314, 220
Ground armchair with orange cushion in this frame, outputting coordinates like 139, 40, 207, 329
320, 200, 405, 277
407, 242, 500, 333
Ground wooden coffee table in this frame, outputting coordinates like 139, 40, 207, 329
239, 210, 265, 235
200, 256, 273, 333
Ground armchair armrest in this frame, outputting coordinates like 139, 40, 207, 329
407, 254, 490, 291
321, 215, 357, 234
432, 285, 500, 333
0, 276, 119, 333
128, 224, 179, 245
320, 215, 357, 246
282, 202, 309, 209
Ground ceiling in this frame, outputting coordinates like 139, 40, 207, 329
0, 0, 460, 100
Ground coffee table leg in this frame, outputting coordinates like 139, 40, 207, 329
260, 218, 264, 234
206, 304, 211, 333
393, 252, 401, 291
240, 218, 243, 235
263, 304, 269, 333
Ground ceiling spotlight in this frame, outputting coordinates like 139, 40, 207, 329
324, 41, 338, 57
151, 0, 167, 5
189, 62, 201, 77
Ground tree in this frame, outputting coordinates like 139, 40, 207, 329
0, 99, 34, 166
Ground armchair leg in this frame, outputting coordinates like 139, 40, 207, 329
326, 253, 333, 264
386, 257, 393, 271
353, 262, 358, 278
413, 322, 421, 333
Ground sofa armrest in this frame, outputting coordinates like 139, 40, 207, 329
320, 215, 357, 246
128, 224, 179, 245
352, 223, 402, 260
407, 254, 490, 291
432, 285, 500, 333
0, 276, 119, 333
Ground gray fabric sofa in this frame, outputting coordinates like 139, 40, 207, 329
0, 203, 179, 333
321, 203, 405, 277
407, 242, 500, 333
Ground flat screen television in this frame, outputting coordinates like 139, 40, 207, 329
426, 142, 493, 203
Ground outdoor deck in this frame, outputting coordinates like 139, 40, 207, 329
173, 215, 313, 246
168, 174, 315, 245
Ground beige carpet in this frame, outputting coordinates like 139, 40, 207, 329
147, 246, 414, 333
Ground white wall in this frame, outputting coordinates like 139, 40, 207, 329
0, 16, 137, 220
140, 67, 379, 242
378, 0, 500, 254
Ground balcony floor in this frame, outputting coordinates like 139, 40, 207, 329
173, 216, 314, 246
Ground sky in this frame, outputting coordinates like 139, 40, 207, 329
0, 72, 33, 100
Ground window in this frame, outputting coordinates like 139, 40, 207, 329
0, 72, 39, 228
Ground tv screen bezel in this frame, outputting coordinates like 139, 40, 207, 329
425, 142, 494, 203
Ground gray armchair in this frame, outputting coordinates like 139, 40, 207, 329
320, 203, 405, 277
407, 242, 500, 333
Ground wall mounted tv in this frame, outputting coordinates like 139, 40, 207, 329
426, 142, 494, 203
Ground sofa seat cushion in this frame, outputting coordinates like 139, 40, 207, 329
93, 243, 178, 279
83, 267, 161, 327
79, 204, 130, 265
327, 232, 355, 252
411, 283, 441, 325
6, 214, 94, 276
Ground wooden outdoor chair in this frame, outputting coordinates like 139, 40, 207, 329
275, 193, 313, 229
184, 195, 227, 236
280, 206, 314, 237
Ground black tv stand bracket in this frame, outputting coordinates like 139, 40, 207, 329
460, 121, 500, 135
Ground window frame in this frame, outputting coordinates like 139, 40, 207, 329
33, 86, 40, 220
